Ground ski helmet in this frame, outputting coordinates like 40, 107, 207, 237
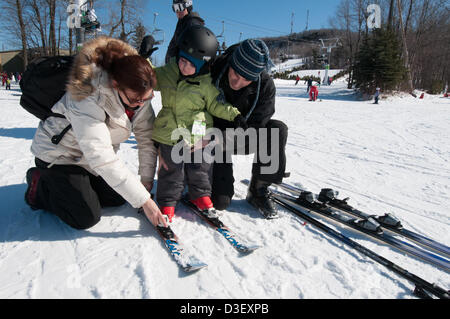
172, 0, 193, 13
177, 24, 218, 73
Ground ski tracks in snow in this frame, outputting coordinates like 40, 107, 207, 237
1, 82, 449, 298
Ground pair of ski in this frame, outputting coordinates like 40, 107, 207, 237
277, 182, 450, 259
271, 190, 450, 272
252, 180, 449, 299
140, 199, 259, 273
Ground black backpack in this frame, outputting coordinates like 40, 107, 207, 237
20, 55, 74, 144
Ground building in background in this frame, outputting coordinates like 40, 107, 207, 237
0, 49, 70, 73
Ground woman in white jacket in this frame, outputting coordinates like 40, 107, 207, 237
25, 36, 167, 229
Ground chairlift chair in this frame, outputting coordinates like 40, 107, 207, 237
151, 13, 165, 45
80, 0, 101, 35
216, 21, 226, 54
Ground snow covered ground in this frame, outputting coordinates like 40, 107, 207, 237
0, 76, 449, 300
271, 58, 305, 73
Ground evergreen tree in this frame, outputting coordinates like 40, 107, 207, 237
354, 28, 406, 94
353, 35, 374, 92
311, 48, 321, 69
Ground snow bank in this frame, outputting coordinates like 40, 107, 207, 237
0, 78, 448, 299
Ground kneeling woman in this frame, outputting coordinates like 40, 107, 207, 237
25, 36, 166, 229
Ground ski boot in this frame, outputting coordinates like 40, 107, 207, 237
25, 167, 42, 210
191, 196, 219, 219
246, 177, 278, 219
161, 206, 175, 223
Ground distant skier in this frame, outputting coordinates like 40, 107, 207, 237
309, 85, 318, 101
373, 87, 380, 104
306, 77, 313, 92
1, 72, 6, 86
5, 77, 11, 90
295, 75, 300, 85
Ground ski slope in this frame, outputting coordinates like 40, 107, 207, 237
0, 75, 449, 299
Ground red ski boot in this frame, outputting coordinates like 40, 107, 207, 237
161, 206, 175, 223
190, 196, 218, 218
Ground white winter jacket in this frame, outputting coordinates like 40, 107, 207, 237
31, 37, 157, 208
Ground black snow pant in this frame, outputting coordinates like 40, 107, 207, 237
156, 143, 213, 207
211, 119, 288, 210
32, 158, 126, 229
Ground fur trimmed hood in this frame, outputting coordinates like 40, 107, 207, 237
66, 36, 138, 101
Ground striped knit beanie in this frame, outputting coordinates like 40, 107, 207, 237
230, 39, 271, 81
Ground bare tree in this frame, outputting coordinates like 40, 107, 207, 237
397, 0, 414, 91
333, 0, 449, 92
29, 0, 48, 55
331, 0, 369, 88
104, 0, 145, 43
0, 0, 29, 69
46, 0, 57, 55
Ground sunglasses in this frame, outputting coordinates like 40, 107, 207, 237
121, 89, 154, 105
172, 1, 192, 13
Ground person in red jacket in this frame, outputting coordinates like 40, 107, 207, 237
1, 72, 7, 86
309, 85, 318, 101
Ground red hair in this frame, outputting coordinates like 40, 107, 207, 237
95, 42, 156, 96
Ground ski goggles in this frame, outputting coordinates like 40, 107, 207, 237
172, 1, 192, 12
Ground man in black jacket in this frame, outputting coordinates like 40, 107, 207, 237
165, 0, 205, 64
210, 39, 288, 219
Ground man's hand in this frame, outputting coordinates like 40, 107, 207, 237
139, 35, 159, 59
233, 114, 248, 130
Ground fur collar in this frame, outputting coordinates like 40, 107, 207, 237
66, 36, 138, 101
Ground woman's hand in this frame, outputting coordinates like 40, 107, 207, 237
142, 197, 167, 227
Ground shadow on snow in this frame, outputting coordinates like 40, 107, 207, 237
0, 127, 37, 140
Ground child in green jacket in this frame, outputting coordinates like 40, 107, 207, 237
152, 25, 246, 222
5, 78, 11, 90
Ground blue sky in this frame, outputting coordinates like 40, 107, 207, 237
0, 0, 340, 65
143, 0, 340, 65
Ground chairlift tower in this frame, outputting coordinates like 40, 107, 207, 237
305, 9, 309, 31
288, 12, 294, 57
319, 38, 341, 85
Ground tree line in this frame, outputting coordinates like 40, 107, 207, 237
1, 0, 448, 94
0, 0, 148, 71
331, 0, 449, 94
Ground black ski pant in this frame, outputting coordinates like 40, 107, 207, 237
32, 158, 126, 229
156, 143, 213, 207
211, 119, 288, 210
